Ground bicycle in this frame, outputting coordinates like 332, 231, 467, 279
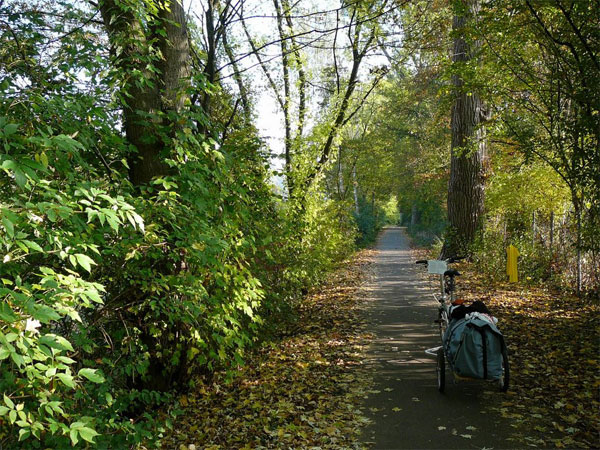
416, 257, 509, 393
416, 256, 464, 342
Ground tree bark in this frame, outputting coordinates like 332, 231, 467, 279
443, 0, 488, 258
99, 0, 191, 185
273, 0, 294, 196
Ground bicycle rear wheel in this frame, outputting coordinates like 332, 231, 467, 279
437, 348, 445, 393
498, 347, 510, 392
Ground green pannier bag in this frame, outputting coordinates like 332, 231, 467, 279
444, 314, 505, 379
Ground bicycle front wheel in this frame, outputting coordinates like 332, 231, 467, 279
438, 308, 448, 342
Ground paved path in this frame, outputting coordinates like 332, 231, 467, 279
361, 227, 517, 449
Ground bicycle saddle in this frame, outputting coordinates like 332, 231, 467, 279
444, 269, 461, 277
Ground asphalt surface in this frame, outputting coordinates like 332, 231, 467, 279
361, 227, 518, 450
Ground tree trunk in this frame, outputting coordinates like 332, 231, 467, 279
99, 0, 192, 389
352, 165, 359, 215
99, 0, 191, 185
222, 31, 250, 117
273, 0, 294, 196
201, 0, 217, 128
550, 211, 554, 250
443, 0, 488, 258
532, 210, 536, 246
575, 202, 582, 296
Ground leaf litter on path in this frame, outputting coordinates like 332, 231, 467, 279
161, 250, 377, 449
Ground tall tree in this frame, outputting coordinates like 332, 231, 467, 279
443, 0, 488, 257
99, 0, 191, 185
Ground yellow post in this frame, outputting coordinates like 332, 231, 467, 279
506, 244, 519, 283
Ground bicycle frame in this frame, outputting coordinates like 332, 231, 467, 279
417, 258, 461, 344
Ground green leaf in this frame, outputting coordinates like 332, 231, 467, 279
78, 368, 105, 384
4, 394, 14, 409
10, 351, 24, 367
4, 124, 18, 136
0, 302, 18, 322
1, 159, 17, 170
69, 428, 78, 446
40, 152, 48, 168
106, 215, 119, 232
2, 216, 14, 238
22, 240, 43, 252
78, 426, 99, 443
75, 253, 95, 272
14, 170, 26, 188
38, 334, 74, 352
32, 305, 61, 323
56, 356, 76, 364
56, 373, 76, 389
84, 290, 103, 304
0, 406, 8, 415
46, 209, 57, 222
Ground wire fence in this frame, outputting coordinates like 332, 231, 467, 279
480, 211, 599, 295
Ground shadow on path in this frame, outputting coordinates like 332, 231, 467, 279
361, 227, 517, 449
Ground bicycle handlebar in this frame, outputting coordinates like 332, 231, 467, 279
446, 256, 466, 264
415, 256, 465, 266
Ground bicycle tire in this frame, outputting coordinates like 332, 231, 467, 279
499, 347, 510, 392
437, 347, 445, 393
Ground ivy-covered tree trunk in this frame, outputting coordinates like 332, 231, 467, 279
99, 0, 193, 390
99, 0, 191, 185
443, 0, 488, 258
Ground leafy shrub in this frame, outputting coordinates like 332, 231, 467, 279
0, 120, 142, 446
353, 195, 384, 246
0, 4, 362, 447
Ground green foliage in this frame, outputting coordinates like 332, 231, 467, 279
0, 2, 362, 447
0, 117, 143, 446
486, 160, 571, 219
474, 0, 600, 252
381, 195, 400, 225
353, 195, 383, 247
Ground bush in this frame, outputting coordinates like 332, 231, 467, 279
0, 118, 360, 447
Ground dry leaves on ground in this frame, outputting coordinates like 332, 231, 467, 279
160, 250, 376, 449
456, 266, 599, 449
